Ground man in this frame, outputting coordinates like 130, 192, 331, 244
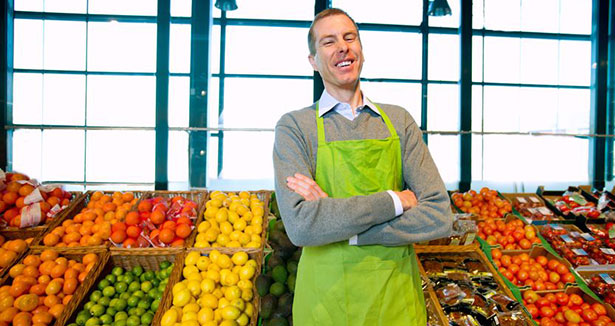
273, 8, 452, 326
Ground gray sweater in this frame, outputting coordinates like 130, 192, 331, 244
273, 102, 453, 247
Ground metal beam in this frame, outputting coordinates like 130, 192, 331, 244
420, 0, 429, 144
154, 0, 170, 190
1, 0, 13, 171
459, 0, 472, 192
216, 10, 227, 177
188, 0, 212, 187
589, 0, 609, 190
607, 0, 615, 181
312, 0, 329, 102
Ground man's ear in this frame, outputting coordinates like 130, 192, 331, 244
308, 55, 318, 72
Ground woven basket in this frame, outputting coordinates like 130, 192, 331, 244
157, 248, 262, 326
0, 228, 45, 281
0, 247, 110, 326
415, 251, 451, 325
64, 248, 184, 326
31, 190, 149, 251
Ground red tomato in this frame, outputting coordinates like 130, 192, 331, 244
540, 306, 556, 318
581, 309, 598, 322
569, 294, 584, 306
592, 303, 607, 316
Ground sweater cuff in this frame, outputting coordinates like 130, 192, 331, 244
387, 190, 404, 216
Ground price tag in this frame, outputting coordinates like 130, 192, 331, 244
600, 273, 615, 285
463, 233, 476, 246
560, 235, 574, 243
538, 207, 552, 215
601, 248, 615, 255
529, 197, 540, 203
580, 233, 595, 241
450, 238, 460, 246
551, 224, 563, 230
572, 248, 588, 256
590, 259, 600, 265
516, 197, 527, 203
610, 227, 615, 239
525, 218, 533, 224
20, 202, 42, 227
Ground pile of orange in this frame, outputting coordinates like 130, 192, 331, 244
451, 187, 513, 219
0, 249, 98, 326
478, 218, 541, 249
42, 191, 137, 247
0, 236, 29, 271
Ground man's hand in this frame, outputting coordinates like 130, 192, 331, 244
286, 173, 329, 201
395, 190, 418, 211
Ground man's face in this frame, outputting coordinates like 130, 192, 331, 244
309, 14, 364, 91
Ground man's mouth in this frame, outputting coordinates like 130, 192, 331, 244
335, 59, 353, 68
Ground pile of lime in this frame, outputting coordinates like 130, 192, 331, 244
67, 261, 174, 326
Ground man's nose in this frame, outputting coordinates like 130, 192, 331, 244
337, 41, 349, 53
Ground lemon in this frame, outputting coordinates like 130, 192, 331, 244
220, 221, 233, 235
240, 198, 250, 207
215, 208, 229, 223
197, 307, 215, 324
241, 289, 253, 301
238, 233, 251, 245
194, 241, 208, 248
200, 293, 218, 309
239, 191, 250, 199
232, 265, 242, 274
212, 288, 224, 299
243, 226, 254, 235
200, 278, 216, 294
209, 250, 221, 263
245, 259, 257, 269
186, 279, 201, 296
233, 219, 247, 231
236, 205, 248, 217
227, 241, 241, 248
251, 206, 264, 217
239, 266, 255, 280
230, 298, 245, 311
173, 283, 187, 295
204, 228, 219, 242
236, 313, 249, 326
220, 306, 241, 320
250, 234, 261, 243
173, 289, 191, 307
245, 241, 260, 248
252, 225, 263, 235
195, 233, 208, 243
228, 211, 240, 224
185, 251, 200, 266
251, 216, 263, 227
217, 233, 230, 246
210, 198, 223, 208
218, 297, 230, 309
225, 272, 239, 286
183, 265, 200, 278
202, 322, 217, 326
237, 279, 252, 291
183, 303, 200, 314
197, 221, 211, 233
220, 320, 238, 326
216, 254, 232, 269
224, 286, 241, 300
207, 263, 220, 272
206, 269, 220, 283
180, 320, 199, 326
229, 201, 241, 213
196, 256, 211, 271
161, 309, 178, 326
242, 211, 253, 222
182, 311, 198, 322
219, 269, 231, 284
231, 252, 248, 266
244, 302, 254, 317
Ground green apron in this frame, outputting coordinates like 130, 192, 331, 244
292, 102, 426, 326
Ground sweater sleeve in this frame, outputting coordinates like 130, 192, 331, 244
273, 112, 399, 247
356, 110, 453, 246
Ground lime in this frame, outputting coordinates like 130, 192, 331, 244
100, 314, 113, 325
128, 281, 140, 293
128, 307, 137, 316
84, 301, 95, 311
134, 307, 146, 316
98, 279, 110, 291
123, 274, 135, 284
143, 271, 154, 281
85, 317, 101, 326
126, 316, 140, 326
103, 286, 116, 297
159, 261, 171, 269
116, 275, 125, 283
131, 266, 144, 277
159, 269, 169, 279
112, 267, 124, 277
132, 290, 144, 299
137, 300, 149, 310
114, 311, 128, 321
115, 282, 128, 294
141, 312, 154, 325
90, 290, 103, 302
114, 321, 126, 326
127, 296, 139, 307
105, 274, 117, 284
98, 296, 111, 307
113, 298, 128, 311
154, 290, 163, 300
68, 323, 78, 326
269, 282, 286, 296
76, 312, 89, 325
105, 307, 116, 316
90, 304, 105, 317
151, 278, 160, 287
150, 299, 160, 311
119, 293, 130, 300
109, 298, 119, 307
140, 281, 152, 292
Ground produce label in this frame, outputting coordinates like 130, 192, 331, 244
24, 187, 44, 205
610, 227, 615, 239
551, 224, 563, 230
537, 207, 551, 215
579, 233, 595, 241
463, 233, 476, 246
516, 197, 527, 203
600, 273, 615, 285
20, 202, 42, 227
601, 248, 615, 255
572, 248, 588, 256
529, 197, 540, 203
560, 234, 574, 243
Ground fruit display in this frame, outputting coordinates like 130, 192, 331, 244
538, 224, 611, 266
195, 191, 266, 249
42, 191, 139, 248
0, 237, 29, 272
1, 171, 75, 228
256, 220, 301, 326
67, 260, 173, 326
109, 195, 200, 249
160, 250, 258, 326
546, 190, 603, 219
583, 271, 615, 306
521, 289, 615, 325
0, 249, 99, 326
508, 194, 558, 221
490, 248, 575, 290
451, 187, 512, 219
478, 217, 541, 249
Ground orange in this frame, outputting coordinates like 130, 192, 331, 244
62, 278, 77, 295
122, 239, 137, 248
2, 192, 18, 205
12, 311, 32, 326
54, 257, 67, 268
0, 250, 17, 268
170, 238, 184, 247
122, 192, 134, 202
42, 234, 59, 247
150, 210, 165, 225
110, 230, 126, 244
8, 240, 27, 253
137, 200, 152, 212
22, 265, 39, 278
50, 265, 66, 278
162, 221, 176, 231
37, 275, 50, 285
48, 304, 64, 318
62, 295, 72, 305
91, 191, 103, 202
6, 182, 21, 193
87, 235, 102, 246
176, 224, 191, 239
28, 283, 46, 296
50, 226, 65, 238
124, 212, 139, 226
15, 197, 26, 209
159, 229, 175, 244
82, 254, 97, 266
126, 226, 141, 239
63, 268, 78, 280
18, 184, 35, 197
77, 272, 87, 283
46, 196, 60, 207
62, 232, 80, 244
61, 219, 74, 227
23, 255, 41, 268
31, 311, 52, 325
40, 250, 58, 262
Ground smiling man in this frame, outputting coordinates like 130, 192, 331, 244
272, 8, 453, 326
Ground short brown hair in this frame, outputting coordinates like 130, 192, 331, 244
308, 8, 360, 56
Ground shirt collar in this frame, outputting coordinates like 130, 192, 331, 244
317, 89, 379, 117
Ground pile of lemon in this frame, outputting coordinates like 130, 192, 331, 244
161, 250, 257, 326
194, 191, 265, 249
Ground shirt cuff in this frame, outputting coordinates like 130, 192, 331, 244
349, 235, 358, 245
387, 190, 404, 216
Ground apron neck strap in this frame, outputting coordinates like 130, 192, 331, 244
315, 100, 399, 145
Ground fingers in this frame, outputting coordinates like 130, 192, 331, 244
286, 174, 328, 201
294, 173, 328, 198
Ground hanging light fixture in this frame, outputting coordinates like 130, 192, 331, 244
215, 0, 238, 11
428, 0, 452, 16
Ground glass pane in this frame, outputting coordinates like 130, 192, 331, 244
43, 74, 85, 125
482, 86, 520, 132
222, 78, 312, 129
225, 26, 312, 76
559, 40, 591, 86
471, 85, 483, 132
15, 0, 43, 11
361, 82, 422, 126
208, 77, 220, 128
168, 131, 189, 183
12, 73, 42, 124
170, 24, 191, 73
472, 36, 483, 82
557, 89, 590, 132
471, 134, 483, 181
171, 0, 191, 17
218, 131, 275, 180
226, 0, 314, 21
484, 0, 520, 31
86, 75, 156, 127
211, 25, 221, 75
517, 88, 558, 132
85, 130, 155, 182
361, 31, 422, 79
427, 134, 459, 187
427, 84, 459, 131
560, 0, 591, 35
472, 0, 484, 29
44, 20, 86, 70
520, 39, 558, 85
13, 19, 43, 69
520, 0, 558, 33
169, 76, 190, 128
88, 22, 157, 72
428, 0, 460, 28
332, 0, 422, 26
41, 130, 84, 181
483, 37, 520, 83
44, 0, 86, 13
428, 34, 459, 81
88, 0, 157, 16
12, 129, 42, 179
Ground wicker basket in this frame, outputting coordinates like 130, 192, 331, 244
63, 248, 184, 326
156, 248, 262, 326
31, 190, 149, 251
0, 247, 110, 326
0, 228, 46, 281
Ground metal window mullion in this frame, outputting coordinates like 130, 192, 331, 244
155, 0, 170, 190
421, 0, 429, 144
459, 0, 472, 192
2, 0, 13, 171
606, 0, 615, 181
312, 0, 329, 102
216, 11, 227, 177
